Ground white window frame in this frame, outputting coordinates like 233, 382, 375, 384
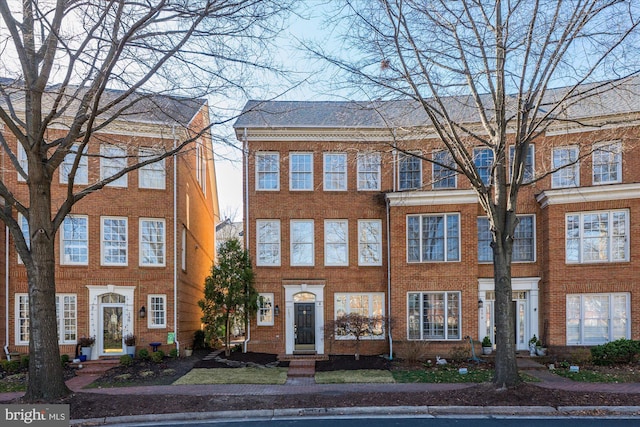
398, 152, 422, 190
552, 146, 580, 188
101, 216, 128, 266
61, 215, 89, 265
565, 209, 629, 264
407, 213, 460, 263
334, 293, 385, 340
15, 293, 77, 345
323, 152, 347, 191
473, 147, 494, 185
358, 219, 382, 266
478, 215, 536, 263
324, 219, 349, 266
566, 293, 630, 345
289, 152, 313, 191
256, 220, 281, 266
56, 294, 77, 344
139, 218, 166, 267
181, 227, 187, 271
17, 213, 29, 264
357, 152, 381, 191
60, 144, 88, 185
290, 219, 314, 266
196, 140, 207, 194
139, 148, 166, 190
592, 141, 622, 185
508, 144, 535, 183
148, 294, 167, 328
432, 149, 456, 189
255, 152, 280, 191
16, 294, 29, 345
17, 144, 27, 182
407, 291, 461, 341
257, 293, 275, 326
100, 144, 128, 187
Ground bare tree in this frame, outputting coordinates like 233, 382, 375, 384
0, 0, 290, 401
312, 0, 640, 387
333, 313, 386, 360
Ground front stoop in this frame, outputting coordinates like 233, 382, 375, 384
73, 358, 120, 376
286, 360, 316, 378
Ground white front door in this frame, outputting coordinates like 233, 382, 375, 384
100, 303, 125, 355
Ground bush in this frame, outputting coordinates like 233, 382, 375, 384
119, 355, 133, 366
168, 348, 179, 359
397, 341, 430, 364
448, 345, 470, 363
137, 349, 150, 360
1, 360, 21, 374
124, 334, 136, 346
151, 350, 165, 363
60, 354, 70, 365
20, 355, 29, 369
591, 339, 640, 365
193, 330, 206, 350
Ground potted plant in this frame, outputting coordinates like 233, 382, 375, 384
79, 336, 95, 360
183, 346, 193, 357
528, 335, 538, 356
535, 339, 547, 356
481, 336, 493, 355
124, 334, 136, 358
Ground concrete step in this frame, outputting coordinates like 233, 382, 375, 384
73, 358, 120, 376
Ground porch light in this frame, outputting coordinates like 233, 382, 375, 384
139, 306, 146, 318
478, 300, 483, 309
274, 305, 280, 317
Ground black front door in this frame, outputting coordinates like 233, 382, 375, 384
295, 303, 315, 348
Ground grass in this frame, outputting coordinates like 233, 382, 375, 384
553, 368, 634, 383
315, 370, 395, 384
172, 367, 288, 385
393, 367, 493, 383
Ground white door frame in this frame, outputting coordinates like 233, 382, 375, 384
87, 285, 136, 359
284, 283, 325, 355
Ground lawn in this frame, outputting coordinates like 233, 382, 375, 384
172, 367, 288, 385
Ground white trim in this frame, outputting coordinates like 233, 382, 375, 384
356, 152, 381, 191
138, 148, 166, 190
255, 151, 280, 191
324, 219, 349, 266
60, 215, 89, 265
407, 213, 460, 263
101, 216, 128, 266
290, 219, 315, 266
592, 140, 622, 186
431, 149, 457, 189
86, 285, 136, 359
357, 219, 383, 266
257, 293, 275, 326
536, 183, 640, 208
387, 189, 477, 206
284, 283, 325, 355
289, 152, 314, 191
551, 145, 580, 189
148, 294, 167, 329
256, 219, 281, 266
139, 218, 166, 267
323, 152, 348, 191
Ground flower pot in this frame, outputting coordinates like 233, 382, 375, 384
79, 355, 87, 362
81, 346, 92, 359
184, 348, 193, 357
126, 345, 136, 358
536, 347, 547, 356
482, 346, 492, 355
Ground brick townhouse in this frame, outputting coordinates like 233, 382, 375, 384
1, 88, 218, 360
234, 77, 640, 358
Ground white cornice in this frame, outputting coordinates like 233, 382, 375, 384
386, 189, 478, 206
536, 183, 640, 208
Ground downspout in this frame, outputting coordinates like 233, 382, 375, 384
242, 128, 250, 353
385, 196, 393, 360
172, 125, 179, 355
4, 225, 9, 358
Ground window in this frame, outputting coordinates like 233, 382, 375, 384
552, 146, 579, 188
473, 147, 494, 185
256, 152, 280, 190
181, 227, 187, 271
357, 152, 381, 191
408, 291, 461, 340
257, 293, 274, 326
15, 294, 77, 344
290, 153, 313, 190
509, 144, 535, 183
478, 215, 535, 262
325, 220, 348, 266
100, 144, 128, 187
566, 210, 628, 263
566, 293, 629, 345
407, 214, 460, 262
334, 293, 385, 339
60, 144, 88, 184
139, 148, 166, 189
323, 153, 347, 191
17, 144, 27, 182
432, 150, 456, 189
196, 140, 207, 194
140, 219, 165, 266
592, 141, 622, 185
101, 217, 127, 266
148, 295, 166, 328
17, 214, 29, 264
290, 220, 314, 266
256, 220, 280, 266
398, 152, 421, 190
358, 220, 382, 266
61, 215, 88, 265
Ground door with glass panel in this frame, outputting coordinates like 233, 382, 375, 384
99, 293, 126, 355
483, 291, 529, 351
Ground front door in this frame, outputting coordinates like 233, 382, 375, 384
484, 291, 529, 351
294, 303, 315, 350
101, 305, 124, 355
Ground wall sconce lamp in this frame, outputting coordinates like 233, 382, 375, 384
478, 300, 484, 310
274, 305, 280, 317
139, 306, 146, 318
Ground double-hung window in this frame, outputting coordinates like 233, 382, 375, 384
398, 152, 421, 190
148, 294, 166, 328
196, 140, 207, 194
290, 220, 314, 266
290, 153, 313, 190
334, 293, 385, 339
17, 214, 29, 264
508, 144, 535, 183
257, 293, 274, 326
16, 294, 77, 344
16, 294, 29, 344
60, 144, 88, 185
256, 220, 281, 266
325, 220, 348, 266
101, 217, 128, 266
61, 215, 88, 265
255, 152, 280, 190
566, 210, 628, 263
357, 153, 381, 191
408, 292, 461, 340
139, 148, 166, 189
358, 220, 382, 266
324, 153, 347, 191
566, 293, 629, 345
140, 219, 165, 266
101, 144, 128, 187
478, 215, 535, 262
407, 214, 460, 262
432, 150, 456, 189
592, 141, 622, 185
552, 146, 580, 188
473, 147, 494, 185
17, 144, 28, 182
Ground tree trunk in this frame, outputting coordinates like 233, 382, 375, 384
224, 312, 231, 357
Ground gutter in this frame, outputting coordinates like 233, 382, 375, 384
385, 196, 393, 360
242, 128, 251, 353
172, 125, 179, 355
